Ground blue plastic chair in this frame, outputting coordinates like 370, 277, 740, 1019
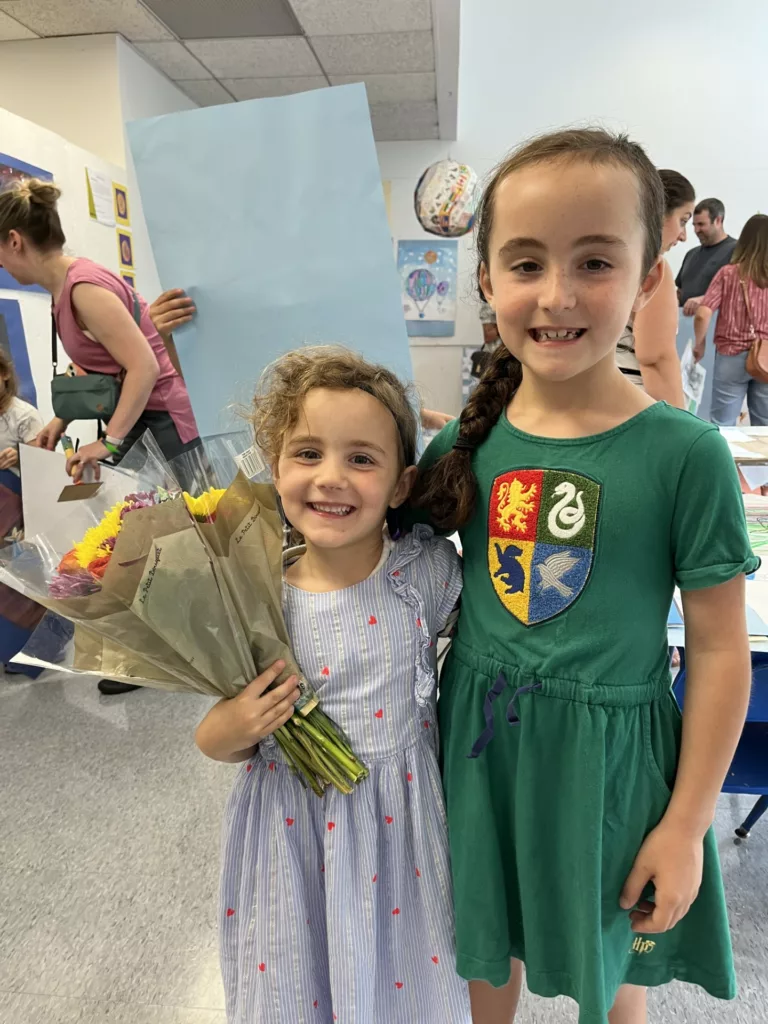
673, 651, 768, 840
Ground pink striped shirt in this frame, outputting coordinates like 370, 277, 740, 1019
702, 263, 768, 356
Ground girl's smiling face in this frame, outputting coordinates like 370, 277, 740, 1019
479, 159, 663, 385
274, 387, 416, 552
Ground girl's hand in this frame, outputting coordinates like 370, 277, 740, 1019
37, 417, 68, 451
0, 447, 18, 470
693, 340, 706, 363
195, 660, 301, 762
229, 661, 301, 746
619, 821, 704, 933
66, 440, 109, 483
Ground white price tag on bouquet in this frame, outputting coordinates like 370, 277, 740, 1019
233, 445, 267, 481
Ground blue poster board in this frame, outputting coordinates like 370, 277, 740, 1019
127, 84, 411, 436
0, 298, 36, 405
0, 153, 54, 294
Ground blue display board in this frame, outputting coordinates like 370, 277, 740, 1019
127, 84, 411, 436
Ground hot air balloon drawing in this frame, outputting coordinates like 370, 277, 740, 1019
406, 268, 436, 318
435, 280, 450, 312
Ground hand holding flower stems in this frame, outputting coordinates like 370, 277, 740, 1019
196, 660, 301, 763
3, 430, 370, 797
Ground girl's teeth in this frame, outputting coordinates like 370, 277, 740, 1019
312, 504, 351, 515
538, 329, 580, 340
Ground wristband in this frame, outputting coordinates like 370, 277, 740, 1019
103, 436, 123, 456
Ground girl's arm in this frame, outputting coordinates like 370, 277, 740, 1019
621, 574, 751, 932
196, 660, 300, 763
668, 576, 750, 831
633, 261, 685, 408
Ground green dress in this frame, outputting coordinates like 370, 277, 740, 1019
418, 403, 758, 1024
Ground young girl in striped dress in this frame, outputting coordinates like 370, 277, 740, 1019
195, 347, 470, 1024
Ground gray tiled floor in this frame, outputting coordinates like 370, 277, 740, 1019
1, 668, 766, 1023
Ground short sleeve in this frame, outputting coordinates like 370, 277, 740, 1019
672, 428, 760, 590
17, 403, 43, 443
428, 535, 463, 633
702, 266, 726, 312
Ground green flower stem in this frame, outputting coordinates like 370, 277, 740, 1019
289, 723, 352, 794
294, 715, 368, 783
311, 709, 356, 757
275, 726, 325, 797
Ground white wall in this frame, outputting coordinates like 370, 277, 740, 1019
116, 38, 199, 304
381, 0, 768, 414
0, 36, 124, 167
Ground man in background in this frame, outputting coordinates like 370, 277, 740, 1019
676, 198, 737, 316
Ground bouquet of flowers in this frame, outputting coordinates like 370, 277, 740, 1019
1, 433, 367, 796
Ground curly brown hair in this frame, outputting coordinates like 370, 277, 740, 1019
412, 127, 664, 532
251, 345, 419, 470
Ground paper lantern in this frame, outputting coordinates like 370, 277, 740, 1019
414, 160, 478, 237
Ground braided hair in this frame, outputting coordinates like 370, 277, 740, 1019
412, 127, 664, 532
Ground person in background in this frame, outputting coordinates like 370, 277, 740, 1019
693, 214, 768, 425
677, 199, 737, 316
0, 350, 45, 671
0, 349, 42, 475
0, 177, 201, 696
617, 169, 693, 407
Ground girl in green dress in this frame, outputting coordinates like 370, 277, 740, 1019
413, 129, 758, 1023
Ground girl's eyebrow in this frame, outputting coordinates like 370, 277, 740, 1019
498, 233, 628, 258
287, 435, 387, 456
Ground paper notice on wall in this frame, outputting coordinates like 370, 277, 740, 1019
680, 341, 706, 413
85, 167, 115, 227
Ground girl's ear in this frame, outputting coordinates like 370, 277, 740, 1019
632, 257, 664, 314
479, 262, 494, 308
390, 465, 418, 509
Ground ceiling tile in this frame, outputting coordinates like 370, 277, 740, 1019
0, 0, 172, 40
187, 36, 322, 78
221, 76, 328, 101
0, 9, 37, 38
136, 41, 212, 81
329, 72, 434, 105
176, 79, 234, 107
144, 0, 301, 39
311, 31, 434, 75
290, 0, 430, 36
369, 100, 439, 142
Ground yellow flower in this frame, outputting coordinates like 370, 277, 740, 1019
73, 501, 130, 569
183, 488, 226, 522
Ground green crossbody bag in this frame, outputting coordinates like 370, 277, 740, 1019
50, 289, 141, 421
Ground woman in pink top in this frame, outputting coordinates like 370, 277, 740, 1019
694, 214, 768, 425
0, 178, 200, 475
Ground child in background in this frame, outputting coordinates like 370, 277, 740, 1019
195, 347, 470, 1024
413, 129, 756, 1023
0, 349, 42, 475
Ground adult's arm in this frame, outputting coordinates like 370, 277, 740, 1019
71, 282, 160, 441
632, 261, 685, 408
149, 289, 195, 378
